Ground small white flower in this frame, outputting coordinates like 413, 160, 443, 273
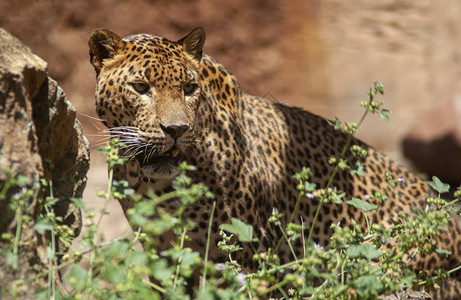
364, 195, 370, 200
236, 272, 246, 286
215, 263, 225, 272
314, 243, 324, 251
398, 177, 405, 183
307, 193, 314, 199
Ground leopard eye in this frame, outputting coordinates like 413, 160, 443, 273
131, 82, 150, 94
183, 83, 198, 96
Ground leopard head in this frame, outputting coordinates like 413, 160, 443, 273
89, 27, 206, 179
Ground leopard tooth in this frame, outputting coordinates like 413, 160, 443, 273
171, 148, 180, 158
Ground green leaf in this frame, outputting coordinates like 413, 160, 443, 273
330, 189, 346, 204
15, 175, 31, 187
437, 225, 449, 232
350, 162, 365, 177
379, 109, 391, 122
34, 218, 54, 234
196, 288, 215, 300
165, 286, 188, 299
347, 244, 382, 260
134, 200, 156, 217
70, 197, 85, 209
129, 212, 148, 227
347, 198, 378, 212
45, 196, 59, 206
104, 265, 125, 284
66, 265, 88, 291
150, 259, 175, 281
46, 245, 55, 260
129, 251, 148, 266
292, 167, 312, 181
327, 117, 342, 130
360, 244, 383, 260
303, 181, 317, 192
112, 180, 134, 199
347, 245, 362, 258
144, 218, 173, 235
180, 250, 201, 266
5, 251, 17, 267
355, 275, 383, 297
428, 176, 450, 194
106, 240, 130, 259
162, 248, 201, 266
436, 247, 452, 256
220, 218, 258, 242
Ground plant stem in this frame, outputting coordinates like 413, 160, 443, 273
142, 279, 166, 293
173, 228, 187, 288
13, 205, 22, 271
278, 224, 297, 261
48, 223, 56, 300
201, 201, 216, 290
307, 97, 372, 246
275, 193, 303, 253
289, 193, 302, 225
87, 166, 115, 296
263, 278, 290, 295
47, 181, 57, 300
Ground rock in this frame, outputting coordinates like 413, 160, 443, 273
402, 99, 461, 187
0, 28, 89, 297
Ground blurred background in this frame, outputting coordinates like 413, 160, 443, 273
1, 0, 460, 242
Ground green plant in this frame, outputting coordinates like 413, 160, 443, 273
215, 81, 461, 299
1, 81, 459, 299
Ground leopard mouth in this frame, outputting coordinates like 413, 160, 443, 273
135, 146, 181, 168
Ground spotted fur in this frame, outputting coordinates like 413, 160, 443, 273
89, 28, 461, 295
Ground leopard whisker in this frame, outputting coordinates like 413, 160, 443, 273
79, 113, 105, 122
146, 147, 158, 161
104, 130, 139, 137
131, 146, 145, 157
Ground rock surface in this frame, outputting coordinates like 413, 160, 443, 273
402, 99, 461, 187
0, 28, 89, 298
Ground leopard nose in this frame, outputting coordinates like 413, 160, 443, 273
160, 124, 189, 139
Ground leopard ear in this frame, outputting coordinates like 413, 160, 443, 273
88, 29, 124, 75
177, 27, 206, 64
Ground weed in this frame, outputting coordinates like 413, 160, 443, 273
1, 82, 459, 299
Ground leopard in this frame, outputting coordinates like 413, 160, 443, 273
88, 27, 461, 298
